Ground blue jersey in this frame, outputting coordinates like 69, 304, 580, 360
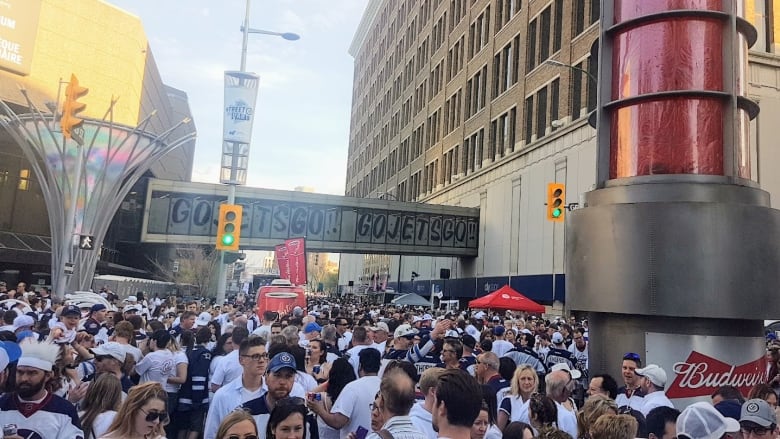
178, 345, 212, 410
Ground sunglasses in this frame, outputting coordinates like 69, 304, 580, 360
140, 408, 168, 423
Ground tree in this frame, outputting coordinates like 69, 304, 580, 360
321, 271, 339, 292
148, 245, 218, 297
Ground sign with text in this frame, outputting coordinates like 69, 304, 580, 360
223, 71, 259, 144
141, 180, 480, 257
645, 332, 766, 409
0, 0, 41, 76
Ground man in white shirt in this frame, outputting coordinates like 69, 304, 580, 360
490, 326, 514, 357
309, 347, 382, 439
203, 336, 268, 439
135, 329, 175, 385
210, 327, 250, 392
409, 367, 445, 439
545, 370, 579, 439
370, 322, 390, 353
636, 364, 674, 417
252, 311, 277, 339
334, 317, 353, 352
345, 326, 380, 377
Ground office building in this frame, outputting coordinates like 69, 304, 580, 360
340, 0, 780, 304
0, 0, 196, 286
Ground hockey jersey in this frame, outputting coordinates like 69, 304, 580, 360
178, 345, 212, 410
0, 392, 84, 439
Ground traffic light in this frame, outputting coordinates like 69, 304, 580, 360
61, 74, 88, 140
216, 204, 243, 251
546, 183, 566, 222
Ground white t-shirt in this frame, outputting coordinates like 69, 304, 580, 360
346, 344, 381, 377
556, 401, 578, 439
337, 331, 353, 351
331, 375, 381, 439
491, 340, 514, 357
211, 350, 242, 388
79, 410, 116, 439
135, 349, 175, 389
167, 350, 189, 393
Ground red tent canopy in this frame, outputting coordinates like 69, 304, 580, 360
468, 285, 545, 313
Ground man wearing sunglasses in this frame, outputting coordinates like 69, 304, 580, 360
740, 398, 778, 438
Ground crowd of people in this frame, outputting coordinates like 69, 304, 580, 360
0, 280, 777, 439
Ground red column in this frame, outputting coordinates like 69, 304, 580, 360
609, 0, 727, 179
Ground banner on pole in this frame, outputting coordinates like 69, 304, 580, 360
223, 71, 260, 144
275, 244, 290, 281
285, 237, 307, 286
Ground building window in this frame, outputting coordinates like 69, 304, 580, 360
553, 0, 563, 52
573, 0, 585, 36
495, 0, 521, 32
539, 7, 551, 63
570, 61, 583, 120
590, 0, 600, 24
587, 57, 597, 111
527, 18, 537, 71
536, 87, 548, 139
18, 169, 30, 191
550, 79, 560, 130
468, 6, 491, 59
524, 96, 534, 144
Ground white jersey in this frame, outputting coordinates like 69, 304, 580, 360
568, 343, 589, 380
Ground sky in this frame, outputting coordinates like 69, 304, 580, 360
107, 0, 369, 196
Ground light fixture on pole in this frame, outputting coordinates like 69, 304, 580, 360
544, 59, 597, 85
216, 0, 299, 306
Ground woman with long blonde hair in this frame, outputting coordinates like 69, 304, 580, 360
79, 373, 123, 439
98, 381, 168, 439
497, 365, 539, 430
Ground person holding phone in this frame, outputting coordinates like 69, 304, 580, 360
308, 349, 381, 439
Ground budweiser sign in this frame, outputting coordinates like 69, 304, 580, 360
666, 351, 766, 399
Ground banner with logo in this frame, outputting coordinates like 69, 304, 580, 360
285, 237, 307, 286
646, 332, 766, 408
223, 71, 260, 144
275, 244, 290, 281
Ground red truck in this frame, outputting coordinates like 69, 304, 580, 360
256, 279, 306, 317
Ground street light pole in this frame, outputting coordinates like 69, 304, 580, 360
215, 0, 298, 306
545, 59, 597, 85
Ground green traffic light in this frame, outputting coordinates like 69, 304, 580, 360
221, 234, 235, 245
552, 208, 562, 218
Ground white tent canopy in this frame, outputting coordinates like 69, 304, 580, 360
391, 293, 433, 307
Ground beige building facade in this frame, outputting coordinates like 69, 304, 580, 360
340, 0, 780, 303
0, 0, 196, 285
